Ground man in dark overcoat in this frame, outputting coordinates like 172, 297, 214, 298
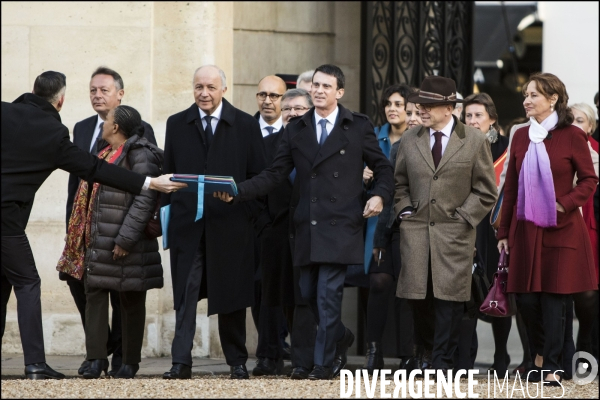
161, 65, 267, 380
1, 71, 182, 380
216, 65, 394, 380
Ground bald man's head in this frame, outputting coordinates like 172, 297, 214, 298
257, 75, 287, 124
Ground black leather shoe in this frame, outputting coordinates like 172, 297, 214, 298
230, 364, 249, 379
332, 328, 355, 378
24, 363, 65, 380
543, 378, 563, 387
108, 356, 122, 377
362, 342, 384, 375
397, 356, 412, 372
163, 363, 192, 379
78, 360, 90, 376
252, 357, 284, 376
113, 364, 139, 379
83, 359, 109, 379
290, 366, 311, 380
525, 366, 542, 382
421, 349, 433, 370
308, 365, 333, 380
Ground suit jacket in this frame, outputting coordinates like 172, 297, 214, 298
1, 93, 144, 237
65, 115, 157, 227
161, 99, 267, 314
237, 104, 394, 267
394, 117, 497, 302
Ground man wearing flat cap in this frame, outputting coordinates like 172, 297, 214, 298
393, 76, 497, 372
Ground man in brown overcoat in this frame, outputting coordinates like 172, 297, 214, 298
393, 76, 497, 371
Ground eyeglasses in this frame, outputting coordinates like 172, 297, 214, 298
281, 106, 310, 113
256, 92, 283, 101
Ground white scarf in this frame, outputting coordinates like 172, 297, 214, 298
529, 111, 558, 142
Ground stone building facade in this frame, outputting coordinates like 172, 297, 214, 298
1, 1, 361, 358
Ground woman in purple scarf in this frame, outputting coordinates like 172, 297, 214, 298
497, 73, 598, 386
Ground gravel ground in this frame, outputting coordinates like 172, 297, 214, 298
1, 376, 598, 399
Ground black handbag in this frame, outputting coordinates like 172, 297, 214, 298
465, 260, 491, 320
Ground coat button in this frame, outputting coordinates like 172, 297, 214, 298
330, 197, 336, 202
311, 197, 317, 203
331, 220, 337, 225
289, 234, 294, 239
340, 149, 346, 155
430, 222, 435, 226
431, 199, 436, 204
343, 125, 348, 130
311, 220, 317, 226
433, 175, 438, 180
311, 173, 317, 178
333, 172, 339, 178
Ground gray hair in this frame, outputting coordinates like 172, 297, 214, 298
282, 88, 313, 107
570, 102, 597, 133
193, 65, 227, 88
296, 70, 314, 86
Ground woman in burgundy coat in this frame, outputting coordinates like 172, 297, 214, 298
497, 73, 598, 386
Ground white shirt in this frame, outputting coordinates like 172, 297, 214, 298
259, 115, 283, 137
314, 106, 339, 143
429, 117, 454, 156
89, 115, 105, 152
198, 101, 223, 133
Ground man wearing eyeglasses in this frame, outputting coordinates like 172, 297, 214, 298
250, 75, 288, 377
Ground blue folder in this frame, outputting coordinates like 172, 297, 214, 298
169, 175, 238, 222
160, 205, 170, 250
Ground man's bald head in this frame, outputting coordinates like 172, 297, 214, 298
257, 75, 287, 124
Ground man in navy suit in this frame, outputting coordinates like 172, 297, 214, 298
216, 65, 394, 380
63, 66, 157, 377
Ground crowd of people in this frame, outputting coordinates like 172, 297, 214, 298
1, 63, 598, 386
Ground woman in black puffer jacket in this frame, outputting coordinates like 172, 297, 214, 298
59, 105, 163, 379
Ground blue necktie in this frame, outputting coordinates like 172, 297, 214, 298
265, 126, 275, 136
318, 119, 328, 147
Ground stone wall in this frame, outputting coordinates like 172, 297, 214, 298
1, 1, 362, 358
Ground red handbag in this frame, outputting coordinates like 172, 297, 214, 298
479, 249, 517, 317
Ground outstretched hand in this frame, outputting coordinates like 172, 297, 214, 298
149, 174, 188, 193
214, 191, 234, 203
363, 196, 383, 218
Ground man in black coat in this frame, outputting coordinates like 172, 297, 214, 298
250, 75, 288, 376
161, 65, 267, 380
216, 65, 394, 380
1, 71, 183, 380
62, 66, 158, 376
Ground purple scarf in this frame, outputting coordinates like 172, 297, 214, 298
517, 112, 558, 227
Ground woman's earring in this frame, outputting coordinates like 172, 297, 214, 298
550, 103, 554, 111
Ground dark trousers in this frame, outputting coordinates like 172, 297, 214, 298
84, 274, 146, 364
1, 235, 45, 365
1, 271, 12, 339
290, 304, 317, 369
171, 237, 248, 367
299, 264, 347, 367
517, 292, 568, 372
410, 263, 464, 370
454, 317, 478, 370
66, 277, 122, 366
251, 279, 283, 360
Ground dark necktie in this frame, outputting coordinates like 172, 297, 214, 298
432, 131, 443, 169
93, 122, 105, 155
204, 116, 214, 145
318, 119, 328, 147
265, 126, 275, 136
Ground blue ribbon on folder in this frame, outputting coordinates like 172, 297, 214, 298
196, 175, 205, 221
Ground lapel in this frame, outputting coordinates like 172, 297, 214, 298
290, 108, 321, 163
435, 117, 465, 171
82, 115, 99, 150
312, 104, 351, 168
185, 103, 209, 154
416, 125, 436, 172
